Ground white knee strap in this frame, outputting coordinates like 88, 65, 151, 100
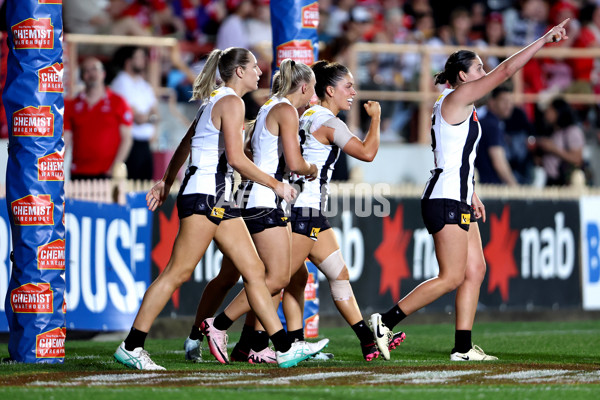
329, 279, 354, 301
319, 250, 353, 301
319, 249, 345, 281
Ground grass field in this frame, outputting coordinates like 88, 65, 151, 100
1, 319, 599, 399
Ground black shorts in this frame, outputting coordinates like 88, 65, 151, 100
421, 198, 475, 235
242, 207, 289, 234
289, 207, 331, 241
177, 193, 241, 226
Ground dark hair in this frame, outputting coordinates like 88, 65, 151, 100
490, 83, 512, 99
191, 47, 251, 100
312, 60, 349, 99
112, 46, 146, 70
550, 98, 577, 129
434, 50, 478, 86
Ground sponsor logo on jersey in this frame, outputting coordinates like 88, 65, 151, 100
301, 2, 319, 29
36, 327, 66, 358
11, 283, 53, 313
38, 239, 65, 270
211, 207, 225, 219
39, 0, 62, 4
310, 227, 320, 239
38, 152, 64, 181
473, 109, 479, 122
276, 40, 314, 67
11, 18, 54, 50
303, 109, 316, 117
13, 106, 54, 137
38, 63, 63, 93
264, 99, 273, 106
461, 213, 470, 224
11, 194, 54, 226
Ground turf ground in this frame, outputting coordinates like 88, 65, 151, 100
1, 319, 599, 399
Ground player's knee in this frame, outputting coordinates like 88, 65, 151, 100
265, 273, 290, 294
318, 250, 353, 301
329, 279, 354, 302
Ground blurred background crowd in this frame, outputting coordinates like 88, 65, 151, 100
1, 0, 600, 187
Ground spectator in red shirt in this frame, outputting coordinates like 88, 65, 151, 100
65, 57, 133, 180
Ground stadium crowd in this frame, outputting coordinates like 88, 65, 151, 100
1, 0, 599, 186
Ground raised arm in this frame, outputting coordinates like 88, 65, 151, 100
450, 19, 570, 108
336, 101, 381, 162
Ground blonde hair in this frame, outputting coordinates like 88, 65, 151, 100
191, 47, 252, 101
273, 59, 314, 98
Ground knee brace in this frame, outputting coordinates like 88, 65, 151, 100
319, 250, 354, 301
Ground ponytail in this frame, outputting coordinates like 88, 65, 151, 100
433, 70, 447, 85
273, 58, 314, 98
434, 50, 477, 87
191, 49, 222, 101
190, 47, 252, 101
312, 60, 349, 100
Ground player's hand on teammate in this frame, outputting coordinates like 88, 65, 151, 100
146, 180, 170, 211
471, 192, 486, 223
305, 163, 318, 181
544, 18, 569, 44
363, 101, 381, 118
275, 181, 298, 203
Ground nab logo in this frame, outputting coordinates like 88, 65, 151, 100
12, 194, 54, 226
36, 327, 66, 359
38, 152, 64, 181
11, 18, 54, 50
13, 105, 54, 137
276, 40, 314, 67
38, 63, 63, 93
210, 207, 225, 219
310, 227, 320, 239
461, 213, 470, 224
37, 239, 65, 270
302, 2, 319, 28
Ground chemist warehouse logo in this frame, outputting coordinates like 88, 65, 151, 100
302, 2, 319, 28
38, 152, 64, 181
12, 194, 54, 226
13, 106, 54, 137
11, 18, 54, 50
38, 63, 64, 93
276, 40, 314, 67
38, 239, 65, 270
36, 327, 66, 359
11, 283, 54, 313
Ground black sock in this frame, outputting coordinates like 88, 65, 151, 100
287, 328, 304, 343
253, 330, 270, 351
124, 327, 147, 351
381, 305, 407, 329
453, 330, 472, 353
235, 324, 254, 353
270, 329, 291, 353
213, 312, 234, 331
189, 325, 203, 341
351, 320, 374, 345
